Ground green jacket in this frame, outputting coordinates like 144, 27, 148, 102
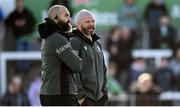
38, 18, 82, 95
70, 29, 108, 100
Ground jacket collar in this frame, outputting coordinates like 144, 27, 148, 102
38, 18, 72, 39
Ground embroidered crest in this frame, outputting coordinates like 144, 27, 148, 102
84, 46, 87, 50
97, 46, 101, 52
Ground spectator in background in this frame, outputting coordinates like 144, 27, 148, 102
152, 15, 176, 49
1, 75, 30, 106
5, 0, 35, 71
0, 7, 5, 51
107, 61, 124, 97
0, 97, 1, 105
127, 58, 147, 90
154, 58, 174, 91
5, 0, 35, 47
144, 0, 168, 48
107, 26, 122, 67
116, 26, 135, 72
28, 76, 42, 106
175, 29, 180, 49
107, 26, 135, 73
117, 0, 141, 32
169, 48, 180, 90
107, 26, 135, 89
144, 0, 167, 29
107, 61, 125, 106
0, 7, 3, 21
129, 73, 161, 106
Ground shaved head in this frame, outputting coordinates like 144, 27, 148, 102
76, 9, 95, 25
47, 5, 72, 32
76, 9, 96, 36
48, 5, 67, 20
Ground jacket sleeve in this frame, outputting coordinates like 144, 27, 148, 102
70, 37, 86, 99
1, 93, 9, 106
53, 34, 82, 72
70, 37, 82, 56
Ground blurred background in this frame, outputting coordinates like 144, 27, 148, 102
0, 0, 180, 106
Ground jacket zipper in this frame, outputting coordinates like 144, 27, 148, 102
92, 44, 99, 99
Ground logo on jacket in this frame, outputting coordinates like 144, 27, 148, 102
84, 46, 87, 50
73, 50, 79, 55
97, 46, 101, 52
56, 42, 71, 54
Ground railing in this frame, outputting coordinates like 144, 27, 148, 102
0, 49, 173, 95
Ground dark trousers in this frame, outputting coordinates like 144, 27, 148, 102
40, 94, 79, 106
81, 96, 107, 106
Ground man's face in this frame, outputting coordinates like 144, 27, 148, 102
139, 79, 153, 93
79, 15, 96, 35
10, 77, 22, 93
152, 0, 164, 5
160, 16, 169, 26
16, 0, 24, 11
126, 0, 134, 5
57, 8, 72, 31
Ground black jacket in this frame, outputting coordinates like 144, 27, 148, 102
154, 25, 176, 49
70, 29, 108, 100
38, 18, 82, 95
5, 8, 35, 38
144, 2, 167, 28
1, 92, 30, 106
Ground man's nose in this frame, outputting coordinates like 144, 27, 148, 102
90, 22, 94, 26
69, 17, 72, 22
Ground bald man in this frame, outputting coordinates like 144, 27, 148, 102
70, 9, 108, 106
37, 5, 82, 106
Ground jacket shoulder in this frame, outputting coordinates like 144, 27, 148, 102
71, 36, 84, 44
96, 40, 103, 47
49, 32, 66, 40
70, 36, 82, 41
47, 32, 69, 46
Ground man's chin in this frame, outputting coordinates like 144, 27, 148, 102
89, 31, 95, 34
68, 23, 71, 26
87, 32, 94, 35
67, 24, 72, 31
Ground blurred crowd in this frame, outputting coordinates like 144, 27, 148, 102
0, 0, 180, 106
106, 0, 180, 105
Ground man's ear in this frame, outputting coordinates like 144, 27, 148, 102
54, 15, 58, 23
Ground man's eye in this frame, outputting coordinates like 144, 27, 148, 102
65, 14, 69, 17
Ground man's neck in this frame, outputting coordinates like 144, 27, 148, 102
83, 33, 92, 41
78, 28, 93, 41
17, 7, 24, 13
